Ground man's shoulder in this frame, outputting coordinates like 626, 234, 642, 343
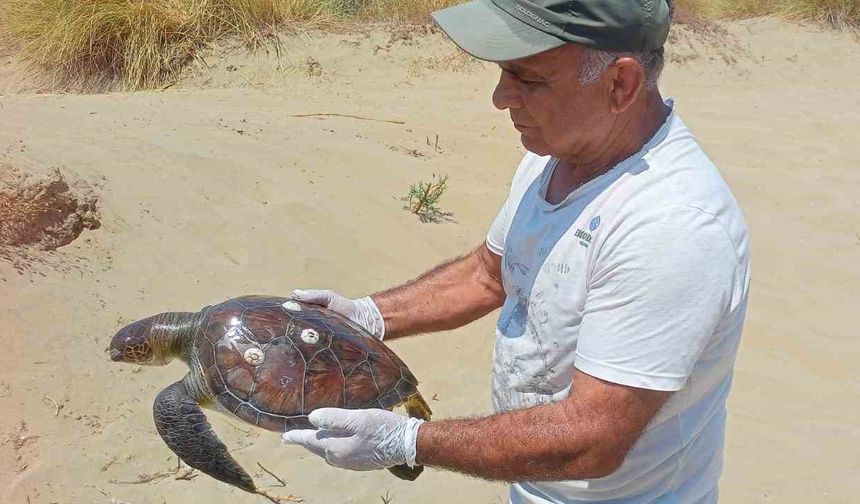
625, 115, 743, 221
599, 115, 749, 260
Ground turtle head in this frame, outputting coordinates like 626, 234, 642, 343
110, 312, 196, 365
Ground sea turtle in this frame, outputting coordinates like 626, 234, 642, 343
109, 295, 431, 501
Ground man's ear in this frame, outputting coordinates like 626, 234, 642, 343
607, 58, 646, 114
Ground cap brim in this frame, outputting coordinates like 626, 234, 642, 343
431, 0, 566, 62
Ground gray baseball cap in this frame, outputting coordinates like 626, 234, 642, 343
431, 0, 671, 62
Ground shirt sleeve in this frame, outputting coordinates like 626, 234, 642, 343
574, 204, 741, 391
486, 200, 510, 256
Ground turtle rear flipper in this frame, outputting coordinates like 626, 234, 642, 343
154, 379, 255, 492
387, 392, 433, 481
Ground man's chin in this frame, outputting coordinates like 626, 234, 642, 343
520, 135, 550, 156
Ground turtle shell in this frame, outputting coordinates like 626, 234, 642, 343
196, 295, 420, 432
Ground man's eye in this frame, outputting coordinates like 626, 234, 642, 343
515, 74, 543, 85
501, 68, 544, 86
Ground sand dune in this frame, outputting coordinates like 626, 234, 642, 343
1, 18, 858, 504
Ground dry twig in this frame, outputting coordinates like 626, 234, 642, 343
42, 395, 61, 417
223, 418, 253, 434
255, 488, 304, 503
100, 456, 118, 472
174, 468, 197, 480
257, 461, 287, 487
288, 113, 405, 125
111, 471, 173, 485
84, 484, 110, 497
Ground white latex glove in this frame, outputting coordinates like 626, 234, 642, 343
290, 289, 385, 339
281, 408, 424, 471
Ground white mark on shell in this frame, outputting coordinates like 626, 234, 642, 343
300, 328, 320, 344
243, 347, 265, 366
282, 301, 302, 312
229, 316, 241, 326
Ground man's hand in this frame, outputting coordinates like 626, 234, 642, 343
281, 408, 424, 471
291, 289, 385, 339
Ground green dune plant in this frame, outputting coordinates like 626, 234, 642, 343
404, 174, 452, 223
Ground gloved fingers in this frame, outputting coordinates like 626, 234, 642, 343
290, 289, 335, 307
281, 428, 321, 445
281, 429, 330, 458
308, 407, 363, 432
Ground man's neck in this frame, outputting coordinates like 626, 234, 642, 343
549, 92, 670, 202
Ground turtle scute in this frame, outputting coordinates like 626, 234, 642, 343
195, 296, 421, 432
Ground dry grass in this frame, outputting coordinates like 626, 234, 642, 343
0, 0, 340, 90
677, 0, 859, 28
0, 0, 856, 92
0, 0, 462, 91
780, 0, 860, 28
0, 192, 51, 247
348, 0, 461, 22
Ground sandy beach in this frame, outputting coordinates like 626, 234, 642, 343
1, 18, 859, 504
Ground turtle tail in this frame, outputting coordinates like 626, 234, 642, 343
387, 392, 433, 482
404, 392, 433, 420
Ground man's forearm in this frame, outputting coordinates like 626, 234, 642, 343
415, 400, 619, 482
372, 245, 504, 339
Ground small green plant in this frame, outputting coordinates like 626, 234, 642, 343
404, 174, 452, 223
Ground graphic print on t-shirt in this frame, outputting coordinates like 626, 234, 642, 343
493, 167, 597, 412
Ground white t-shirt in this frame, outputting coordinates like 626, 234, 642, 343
486, 100, 750, 504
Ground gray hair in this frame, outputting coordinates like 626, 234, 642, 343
578, 47, 665, 90
578, 0, 673, 91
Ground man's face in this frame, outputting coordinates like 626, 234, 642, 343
492, 44, 610, 158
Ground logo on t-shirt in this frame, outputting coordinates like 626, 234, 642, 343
574, 228, 592, 248
572, 216, 601, 248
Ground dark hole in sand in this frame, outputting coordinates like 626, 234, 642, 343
0, 166, 100, 251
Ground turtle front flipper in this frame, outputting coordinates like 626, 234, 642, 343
153, 378, 255, 492
387, 392, 434, 481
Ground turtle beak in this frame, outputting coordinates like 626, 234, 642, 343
110, 348, 124, 361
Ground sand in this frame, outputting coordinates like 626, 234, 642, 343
1, 17, 858, 504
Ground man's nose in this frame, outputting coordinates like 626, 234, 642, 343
492, 70, 522, 111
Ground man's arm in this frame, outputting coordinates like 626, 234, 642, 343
372, 244, 505, 339
416, 369, 670, 481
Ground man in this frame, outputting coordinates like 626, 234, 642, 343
282, 0, 751, 502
